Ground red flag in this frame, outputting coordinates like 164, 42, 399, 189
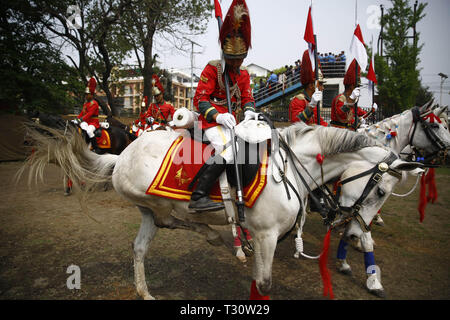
367, 53, 377, 84
303, 6, 315, 70
304, 6, 315, 46
214, 0, 222, 20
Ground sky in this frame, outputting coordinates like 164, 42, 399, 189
151, 0, 450, 108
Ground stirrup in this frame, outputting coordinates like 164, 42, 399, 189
188, 197, 224, 213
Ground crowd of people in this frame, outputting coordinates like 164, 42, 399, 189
319, 51, 346, 64
252, 51, 346, 101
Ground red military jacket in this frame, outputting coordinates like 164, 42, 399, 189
331, 94, 366, 129
145, 101, 175, 124
289, 92, 327, 126
193, 60, 256, 130
78, 99, 100, 128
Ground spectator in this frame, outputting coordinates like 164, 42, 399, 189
328, 53, 336, 63
278, 71, 287, 92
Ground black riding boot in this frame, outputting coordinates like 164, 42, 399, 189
90, 137, 102, 154
189, 159, 227, 213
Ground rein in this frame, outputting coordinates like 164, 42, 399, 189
409, 107, 449, 166
333, 152, 401, 232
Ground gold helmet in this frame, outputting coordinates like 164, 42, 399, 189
219, 0, 251, 59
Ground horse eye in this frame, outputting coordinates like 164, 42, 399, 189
377, 187, 385, 197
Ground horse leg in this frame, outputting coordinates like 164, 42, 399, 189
360, 231, 385, 298
133, 206, 158, 300
156, 214, 223, 247
250, 231, 277, 300
64, 176, 72, 196
336, 237, 352, 275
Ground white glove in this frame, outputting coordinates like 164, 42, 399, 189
216, 113, 236, 129
309, 89, 323, 106
372, 102, 378, 111
350, 87, 360, 100
244, 110, 259, 122
146, 117, 154, 125
71, 119, 80, 125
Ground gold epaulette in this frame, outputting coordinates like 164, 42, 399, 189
338, 94, 347, 103
293, 93, 306, 101
208, 60, 222, 68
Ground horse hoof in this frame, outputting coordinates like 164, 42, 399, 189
234, 246, 247, 263
242, 245, 254, 257
369, 289, 386, 298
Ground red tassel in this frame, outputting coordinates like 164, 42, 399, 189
418, 173, 427, 223
318, 229, 334, 299
425, 168, 437, 204
249, 280, 270, 300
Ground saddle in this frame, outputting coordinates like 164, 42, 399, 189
146, 121, 271, 209
94, 127, 111, 149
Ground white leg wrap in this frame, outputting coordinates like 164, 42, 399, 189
366, 273, 383, 291
360, 231, 374, 252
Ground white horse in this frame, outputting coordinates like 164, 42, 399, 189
322, 102, 450, 296
20, 121, 422, 300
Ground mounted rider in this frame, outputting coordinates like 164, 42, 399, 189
73, 77, 101, 153
330, 59, 367, 130
289, 50, 327, 126
188, 0, 257, 213
144, 75, 175, 129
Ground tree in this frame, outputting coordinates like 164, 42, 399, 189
120, 0, 212, 101
375, 0, 427, 116
35, 0, 134, 116
0, 1, 79, 114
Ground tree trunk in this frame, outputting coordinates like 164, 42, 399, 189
142, 28, 156, 103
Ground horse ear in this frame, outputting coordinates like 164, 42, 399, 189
419, 99, 434, 114
391, 159, 424, 172
434, 105, 448, 117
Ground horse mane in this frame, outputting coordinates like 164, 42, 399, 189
282, 122, 383, 156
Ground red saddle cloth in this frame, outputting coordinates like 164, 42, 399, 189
146, 135, 268, 208
96, 129, 111, 149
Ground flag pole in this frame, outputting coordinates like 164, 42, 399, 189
353, 0, 359, 129
214, 1, 246, 222
314, 34, 320, 125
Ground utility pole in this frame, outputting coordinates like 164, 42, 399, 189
184, 38, 202, 110
438, 72, 448, 106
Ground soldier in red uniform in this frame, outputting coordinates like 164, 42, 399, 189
144, 75, 175, 129
188, 0, 257, 213
73, 77, 101, 152
289, 50, 327, 126
330, 59, 367, 130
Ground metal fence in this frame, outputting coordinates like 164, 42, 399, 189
264, 106, 385, 125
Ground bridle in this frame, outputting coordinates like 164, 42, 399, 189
409, 107, 449, 166
331, 152, 401, 232
272, 125, 402, 234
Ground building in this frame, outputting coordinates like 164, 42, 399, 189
108, 67, 198, 114
246, 63, 270, 79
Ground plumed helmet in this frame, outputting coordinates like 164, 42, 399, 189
85, 77, 96, 94
300, 50, 315, 85
344, 59, 361, 86
219, 0, 251, 59
152, 74, 164, 96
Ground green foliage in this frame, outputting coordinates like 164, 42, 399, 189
0, 1, 79, 114
376, 0, 427, 116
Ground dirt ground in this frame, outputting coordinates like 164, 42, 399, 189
0, 159, 449, 300
0, 114, 449, 300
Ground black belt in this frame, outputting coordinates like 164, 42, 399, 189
330, 120, 353, 129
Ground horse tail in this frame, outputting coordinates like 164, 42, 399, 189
16, 122, 118, 194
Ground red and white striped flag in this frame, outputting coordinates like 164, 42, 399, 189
304, 5, 315, 70
349, 24, 368, 72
